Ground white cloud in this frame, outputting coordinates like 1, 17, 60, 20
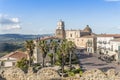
105, 0, 120, 2
0, 14, 21, 30
2, 25, 21, 30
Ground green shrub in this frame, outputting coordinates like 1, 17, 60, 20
68, 71, 75, 76
79, 70, 83, 76
64, 69, 69, 73
71, 68, 82, 73
55, 61, 61, 66
64, 68, 83, 77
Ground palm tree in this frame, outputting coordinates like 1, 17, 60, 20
39, 40, 49, 67
67, 41, 76, 70
50, 39, 58, 65
59, 39, 68, 77
25, 40, 35, 67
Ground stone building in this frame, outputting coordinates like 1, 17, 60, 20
55, 20, 96, 53
77, 35, 97, 53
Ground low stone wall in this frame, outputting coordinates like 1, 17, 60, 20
3, 67, 26, 80
0, 67, 61, 80
37, 67, 61, 80
1, 67, 120, 80
80, 69, 120, 80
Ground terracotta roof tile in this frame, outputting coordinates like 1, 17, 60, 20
1, 51, 27, 60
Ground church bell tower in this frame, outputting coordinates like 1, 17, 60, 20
55, 20, 65, 39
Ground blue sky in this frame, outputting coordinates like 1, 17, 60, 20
0, 0, 120, 34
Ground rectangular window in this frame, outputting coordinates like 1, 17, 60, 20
70, 34, 72, 37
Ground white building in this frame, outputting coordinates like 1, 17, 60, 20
0, 51, 27, 67
97, 34, 120, 55
109, 38, 120, 61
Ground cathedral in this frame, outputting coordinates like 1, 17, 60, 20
55, 20, 93, 39
55, 20, 96, 53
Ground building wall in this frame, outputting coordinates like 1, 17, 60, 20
66, 30, 81, 38
86, 37, 97, 53
97, 37, 114, 54
65, 29, 96, 53
33, 40, 41, 63
74, 37, 96, 53
55, 29, 65, 39
75, 37, 88, 48
0, 57, 16, 67
109, 41, 120, 60
4, 61, 16, 67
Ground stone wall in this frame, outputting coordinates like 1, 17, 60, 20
1, 67, 120, 80
3, 67, 26, 80
37, 67, 61, 80
0, 67, 60, 80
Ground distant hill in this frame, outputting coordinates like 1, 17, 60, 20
0, 33, 53, 57
0, 34, 53, 42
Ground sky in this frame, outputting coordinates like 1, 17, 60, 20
0, 0, 120, 34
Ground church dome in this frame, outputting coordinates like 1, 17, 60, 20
83, 25, 92, 33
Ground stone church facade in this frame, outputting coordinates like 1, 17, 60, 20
55, 20, 96, 53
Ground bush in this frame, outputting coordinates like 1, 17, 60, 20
64, 68, 83, 77
68, 71, 75, 76
55, 61, 61, 66
79, 70, 83, 76
71, 68, 82, 73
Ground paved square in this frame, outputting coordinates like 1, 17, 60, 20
77, 53, 120, 72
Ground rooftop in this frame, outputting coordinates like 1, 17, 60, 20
0, 51, 27, 60
97, 34, 120, 38
110, 38, 120, 42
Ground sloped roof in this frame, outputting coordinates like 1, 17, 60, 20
0, 51, 27, 60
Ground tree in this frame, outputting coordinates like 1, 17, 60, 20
48, 53, 53, 65
39, 40, 49, 67
58, 39, 69, 77
25, 40, 35, 67
49, 39, 58, 65
16, 58, 28, 73
67, 41, 76, 70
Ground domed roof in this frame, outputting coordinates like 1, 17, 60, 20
83, 25, 92, 33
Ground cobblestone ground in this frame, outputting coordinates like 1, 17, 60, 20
77, 52, 120, 72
